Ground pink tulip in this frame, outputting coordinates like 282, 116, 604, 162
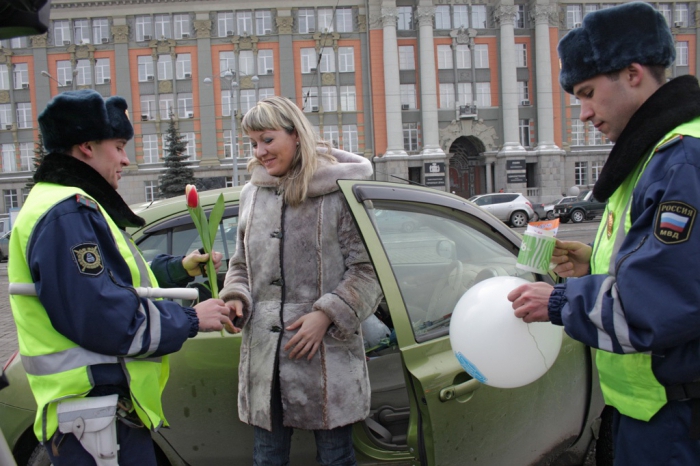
186, 184, 198, 208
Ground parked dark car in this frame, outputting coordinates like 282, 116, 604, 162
554, 190, 607, 223
0, 231, 10, 262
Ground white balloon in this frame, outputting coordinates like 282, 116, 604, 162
449, 276, 563, 389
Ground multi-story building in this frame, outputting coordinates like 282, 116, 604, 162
0, 0, 696, 215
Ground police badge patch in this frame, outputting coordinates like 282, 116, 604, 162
654, 201, 696, 245
71, 243, 104, 276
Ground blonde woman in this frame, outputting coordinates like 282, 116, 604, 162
221, 96, 382, 465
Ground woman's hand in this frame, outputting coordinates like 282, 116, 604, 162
284, 311, 332, 360
224, 300, 244, 333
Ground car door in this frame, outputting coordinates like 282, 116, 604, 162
339, 181, 594, 466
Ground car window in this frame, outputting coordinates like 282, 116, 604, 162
367, 201, 537, 343
472, 195, 490, 206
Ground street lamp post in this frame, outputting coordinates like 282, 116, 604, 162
41, 69, 78, 91
204, 70, 258, 187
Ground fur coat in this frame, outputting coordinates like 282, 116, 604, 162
220, 148, 383, 431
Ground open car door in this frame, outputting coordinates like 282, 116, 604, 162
340, 181, 603, 466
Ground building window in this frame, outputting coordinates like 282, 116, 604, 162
153, 14, 171, 39
566, 5, 582, 29
457, 82, 472, 106
0, 104, 11, 127
342, 125, 358, 153
474, 44, 489, 68
10, 37, 28, 48
475, 82, 491, 107
676, 41, 688, 66
584, 4, 598, 17
323, 125, 339, 148
571, 119, 585, 146
140, 95, 156, 120
471, 5, 487, 29
338, 47, 354, 72
135, 16, 153, 41
658, 4, 672, 24
403, 123, 419, 151
2, 145, 16, 173
515, 5, 525, 28
174, 14, 191, 39
220, 51, 236, 74
145, 181, 158, 201
454, 5, 468, 28
221, 89, 236, 117
92, 18, 109, 44
519, 119, 530, 147
218, 12, 234, 37
588, 122, 603, 145
183, 132, 196, 159
223, 130, 234, 158
575, 161, 588, 186
455, 45, 470, 69
258, 50, 274, 74
239, 50, 254, 76
302, 87, 319, 112
20, 142, 33, 171
570, 94, 580, 106
178, 93, 193, 118
336, 8, 353, 32
16, 103, 32, 129
176, 54, 192, 79
95, 58, 110, 84
157, 54, 173, 81
435, 5, 451, 30
57, 60, 72, 86
74, 19, 90, 44
0, 64, 8, 90
13, 63, 28, 89
675, 3, 689, 27
340, 86, 356, 111
517, 81, 529, 103
142, 134, 159, 163
397, 6, 413, 30
256, 10, 272, 35
319, 47, 335, 73
237, 11, 253, 35
592, 161, 603, 183
318, 8, 334, 32
75, 59, 92, 86
400, 84, 417, 109
321, 86, 337, 112
159, 93, 175, 119
437, 45, 453, 69
240, 90, 256, 114
301, 48, 316, 74
298, 8, 315, 33
4, 189, 18, 209
138, 56, 154, 82
54, 20, 70, 45
515, 43, 527, 68
439, 83, 455, 109
398, 46, 415, 70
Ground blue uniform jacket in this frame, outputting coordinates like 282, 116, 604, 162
549, 135, 700, 387
27, 196, 199, 389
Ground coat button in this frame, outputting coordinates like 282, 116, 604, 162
270, 278, 284, 286
271, 326, 282, 333
270, 230, 283, 239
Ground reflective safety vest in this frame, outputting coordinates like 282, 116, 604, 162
591, 117, 700, 421
8, 183, 170, 442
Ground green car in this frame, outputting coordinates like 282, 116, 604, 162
0, 181, 609, 466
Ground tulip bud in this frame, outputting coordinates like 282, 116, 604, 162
186, 184, 199, 208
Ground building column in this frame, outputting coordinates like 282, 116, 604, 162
485, 162, 493, 193
381, 2, 407, 156
495, 2, 525, 153
194, 16, 218, 166
533, 3, 561, 151
416, 3, 445, 156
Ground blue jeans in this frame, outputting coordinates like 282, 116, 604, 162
253, 378, 357, 466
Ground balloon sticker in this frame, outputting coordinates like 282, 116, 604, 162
449, 276, 562, 389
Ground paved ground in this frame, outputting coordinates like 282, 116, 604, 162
0, 263, 17, 366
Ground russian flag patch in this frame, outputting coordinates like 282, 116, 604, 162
654, 201, 696, 245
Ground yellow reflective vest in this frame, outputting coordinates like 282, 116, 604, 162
9, 183, 169, 441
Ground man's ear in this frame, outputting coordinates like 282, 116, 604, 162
76, 141, 94, 159
626, 63, 644, 87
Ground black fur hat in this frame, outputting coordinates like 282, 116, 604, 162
38, 90, 134, 152
558, 2, 675, 94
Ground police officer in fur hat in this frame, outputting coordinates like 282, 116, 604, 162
508, 3, 700, 464
8, 90, 234, 465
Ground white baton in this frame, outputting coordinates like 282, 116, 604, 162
8, 283, 199, 301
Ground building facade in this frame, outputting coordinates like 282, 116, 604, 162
0, 0, 697, 214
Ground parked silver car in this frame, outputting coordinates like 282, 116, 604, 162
468, 193, 535, 227
542, 196, 577, 220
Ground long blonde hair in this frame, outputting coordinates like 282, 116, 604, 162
243, 96, 335, 206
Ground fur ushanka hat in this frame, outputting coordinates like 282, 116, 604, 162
558, 2, 675, 94
38, 89, 134, 152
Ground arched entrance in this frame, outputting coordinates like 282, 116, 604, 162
449, 136, 484, 198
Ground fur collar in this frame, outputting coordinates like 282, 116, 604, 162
250, 148, 373, 197
593, 75, 700, 201
34, 153, 145, 228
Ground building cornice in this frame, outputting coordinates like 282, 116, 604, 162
52, 0, 219, 8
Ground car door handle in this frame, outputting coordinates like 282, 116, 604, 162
439, 378, 481, 402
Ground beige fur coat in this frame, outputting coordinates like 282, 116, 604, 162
220, 148, 383, 431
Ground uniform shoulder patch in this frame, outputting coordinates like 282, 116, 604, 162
76, 194, 98, 211
654, 201, 696, 245
71, 242, 104, 276
655, 135, 683, 153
